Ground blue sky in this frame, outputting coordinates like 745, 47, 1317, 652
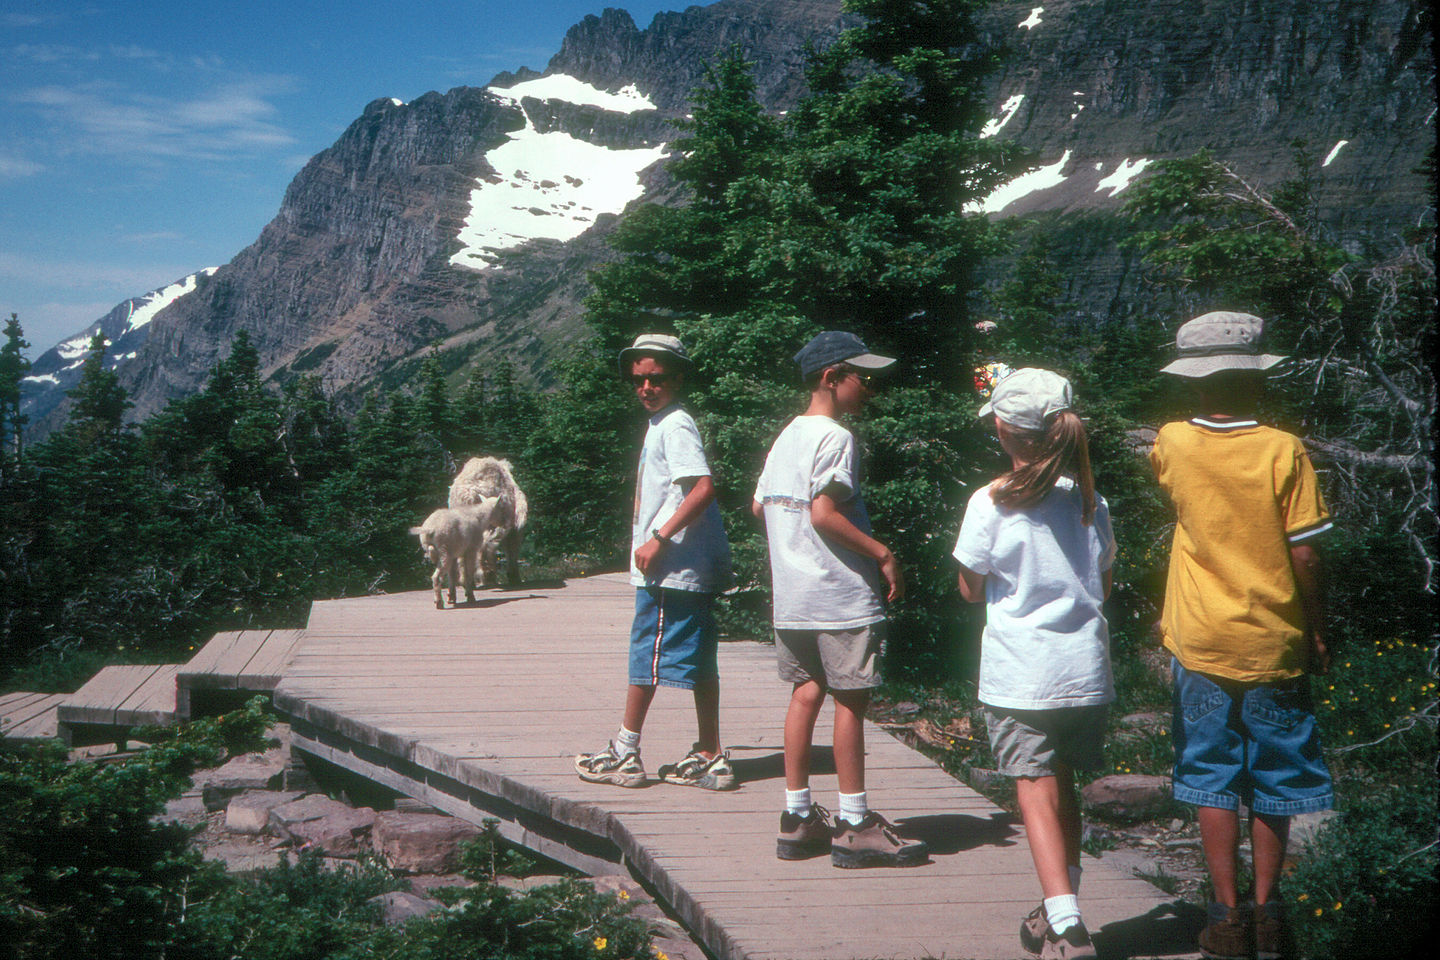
1, 0, 681, 353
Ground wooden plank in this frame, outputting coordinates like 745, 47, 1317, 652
114, 664, 180, 726
0, 692, 68, 741
178, 630, 261, 683
239, 628, 306, 687
272, 575, 1193, 960
57, 665, 165, 725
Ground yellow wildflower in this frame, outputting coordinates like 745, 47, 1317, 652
617, 890, 629, 900
593, 937, 607, 951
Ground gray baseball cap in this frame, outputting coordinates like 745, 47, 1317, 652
1159, 311, 1286, 378
618, 333, 694, 375
793, 331, 896, 379
978, 367, 1073, 431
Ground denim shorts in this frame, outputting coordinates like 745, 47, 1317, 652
1171, 658, 1333, 816
628, 587, 718, 690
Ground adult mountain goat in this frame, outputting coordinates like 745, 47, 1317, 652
448, 456, 529, 586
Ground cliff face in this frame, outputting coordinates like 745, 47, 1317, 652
21, 0, 1431, 434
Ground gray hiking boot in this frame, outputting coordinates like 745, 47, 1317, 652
830, 811, 927, 868
1021, 903, 1049, 956
657, 744, 738, 790
1040, 920, 1097, 960
574, 741, 645, 787
776, 803, 834, 860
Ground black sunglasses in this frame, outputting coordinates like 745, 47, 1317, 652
628, 372, 680, 387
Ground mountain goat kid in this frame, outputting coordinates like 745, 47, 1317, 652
448, 456, 528, 586
411, 498, 504, 609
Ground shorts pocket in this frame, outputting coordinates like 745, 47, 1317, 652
1246, 683, 1310, 729
1177, 668, 1228, 724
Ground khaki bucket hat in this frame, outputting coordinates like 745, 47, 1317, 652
1160, 311, 1286, 378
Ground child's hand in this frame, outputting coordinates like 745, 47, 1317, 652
1308, 630, 1332, 674
880, 552, 905, 602
634, 537, 664, 575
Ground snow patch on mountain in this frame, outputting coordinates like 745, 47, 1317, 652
970, 150, 1072, 214
123, 267, 219, 335
1096, 157, 1152, 196
449, 74, 667, 270
1019, 7, 1044, 30
981, 94, 1025, 139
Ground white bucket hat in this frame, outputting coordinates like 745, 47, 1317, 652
978, 367, 1073, 431
618, 333, 694, 376
1159, 311, 1286, 378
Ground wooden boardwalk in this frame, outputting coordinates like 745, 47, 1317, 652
274, 573, 1199, 960
177, 627, 306, 717
56, 663, 182, 746
0, 690, 69, 742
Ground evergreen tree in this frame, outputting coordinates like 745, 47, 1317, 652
67, 332, 131, 437
0, 313, 30, 474
530, 1, 1032, 674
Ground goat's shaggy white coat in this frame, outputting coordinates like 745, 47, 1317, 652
411, 499, 503, 608
448, 457, 529, 586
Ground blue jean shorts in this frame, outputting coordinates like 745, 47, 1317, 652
1171, 658, 1333, 816
628, 587, 718, 690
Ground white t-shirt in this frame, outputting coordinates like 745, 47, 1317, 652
630, 404, 732, 593
754, 415, 885, 630
952, 477, 1116, 709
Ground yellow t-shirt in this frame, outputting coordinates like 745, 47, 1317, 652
1150, 418, 1332, 682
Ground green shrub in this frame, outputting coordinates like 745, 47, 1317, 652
1280, 790, 1438, 959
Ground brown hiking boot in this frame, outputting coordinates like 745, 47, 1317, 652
1198, 901, 1254, 960
830, 811, 927, 868
1040, 920, 1097, 960
776, 803, 833, 860
1254, 900, 1293, 960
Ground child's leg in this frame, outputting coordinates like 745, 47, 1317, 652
622, 683, 657, 736
1198, 805, 1242, 907
1015, 774, 1073, 897
1251, 811, 1289, 906
784, 679, 826, 789
831, 687, 870, 795
692, 677, 720, 758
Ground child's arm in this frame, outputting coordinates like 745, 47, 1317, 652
1289, 542, 1329, 673
634, 475, 716, 575
956, 563, 984, 603
811, 485, 904, 601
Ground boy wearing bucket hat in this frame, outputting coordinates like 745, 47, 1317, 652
574, 334, 736, 790
1151, 312, 1334, 960
752, 331, 927, 869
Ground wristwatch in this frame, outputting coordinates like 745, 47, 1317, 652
651, 529, 673, 545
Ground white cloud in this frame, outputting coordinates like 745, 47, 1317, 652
14, 75, 297, 160
0, 154, 44, 178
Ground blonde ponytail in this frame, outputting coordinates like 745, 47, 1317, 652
990, 410, 1096, 524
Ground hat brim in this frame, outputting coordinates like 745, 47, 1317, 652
618, 347, 695, 375
845, 352, 896, 371
977, 400, 994, 418
1159, 353, 1286, 378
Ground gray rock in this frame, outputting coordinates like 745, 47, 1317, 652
203, 841, 285, 874
1288, 810, 1340, 854
408, 874, 476, 897
369, 891, 443, 925
226, 790, 305, 834
155, 791, 208, 825
284, 806, 378, 858
1081, 774, 1172, 820
372, 811, 484, 874
201, 749, 289, 810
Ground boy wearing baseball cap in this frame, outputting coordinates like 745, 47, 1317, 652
574, 333, 736, 790
1151, 312, 1334, 960
751, 331, 927, 868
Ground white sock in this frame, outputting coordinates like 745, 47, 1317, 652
838, 791, 869, 826
615, 726, 641, 757
1045, 894, 1082, 935
1069, 864, 1083, 894
785, 787, 812, 816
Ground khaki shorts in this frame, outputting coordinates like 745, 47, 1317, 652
984, 705, 1109, 776
775, 623, 884, 690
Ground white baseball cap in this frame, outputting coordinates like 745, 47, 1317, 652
978, 367, 1073, 431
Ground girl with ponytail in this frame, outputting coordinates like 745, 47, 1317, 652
951, 368, 1115, 959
